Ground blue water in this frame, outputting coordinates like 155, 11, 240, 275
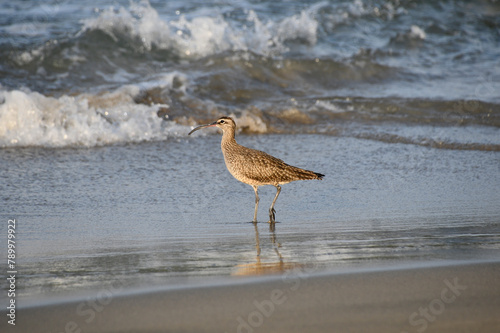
0, 0, 499, 300
1, 0, 499, 148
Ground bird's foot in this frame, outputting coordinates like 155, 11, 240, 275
268, 208, 276, 223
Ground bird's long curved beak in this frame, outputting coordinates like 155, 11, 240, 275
188, 121, 218, 135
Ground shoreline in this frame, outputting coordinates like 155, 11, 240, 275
8, 260, 500, 333
3, 134, 499, 302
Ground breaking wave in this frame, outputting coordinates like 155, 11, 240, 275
1, 84, 499, 151
0, 86, 177, 148
1, 0, 499, 150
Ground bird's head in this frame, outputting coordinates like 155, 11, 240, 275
188, 116, 236, 135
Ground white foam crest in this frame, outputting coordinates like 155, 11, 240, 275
230, 111, 268, 134
0, 86, 183, 148
276, 10, 318, 46
78, 0, 320, 58
171, 15, 236, 57
409, 25, 426, 40
314, 100, 352, 113
79, 1, 173, 51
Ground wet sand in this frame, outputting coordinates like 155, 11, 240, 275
8, 260, 500, 333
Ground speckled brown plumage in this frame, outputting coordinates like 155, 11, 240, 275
189, 116, 324, 223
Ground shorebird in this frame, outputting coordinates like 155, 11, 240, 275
188, 116, 324, 223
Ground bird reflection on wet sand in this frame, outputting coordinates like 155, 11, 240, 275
232, 223, 302, 276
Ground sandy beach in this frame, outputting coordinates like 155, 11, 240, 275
5, 260, 498, 333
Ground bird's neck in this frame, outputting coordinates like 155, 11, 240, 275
221, 129, 238, 151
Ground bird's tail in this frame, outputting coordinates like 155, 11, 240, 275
293, 168, 324, 180
314, 172, 325, 180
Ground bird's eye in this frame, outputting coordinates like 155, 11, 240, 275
219, 120, 225, 124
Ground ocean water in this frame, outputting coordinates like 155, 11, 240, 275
1, 0, 500, 300
1, 0, 499, 149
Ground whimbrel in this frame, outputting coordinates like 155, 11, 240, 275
188, 116, 324, 223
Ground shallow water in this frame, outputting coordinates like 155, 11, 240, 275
1, 134, 499, 300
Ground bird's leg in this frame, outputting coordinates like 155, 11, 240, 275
252, 186, 259, 223
268, 185, 281, 223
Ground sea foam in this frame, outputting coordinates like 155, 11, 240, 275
0, 85, 181, 148
78, 0, 320, 58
